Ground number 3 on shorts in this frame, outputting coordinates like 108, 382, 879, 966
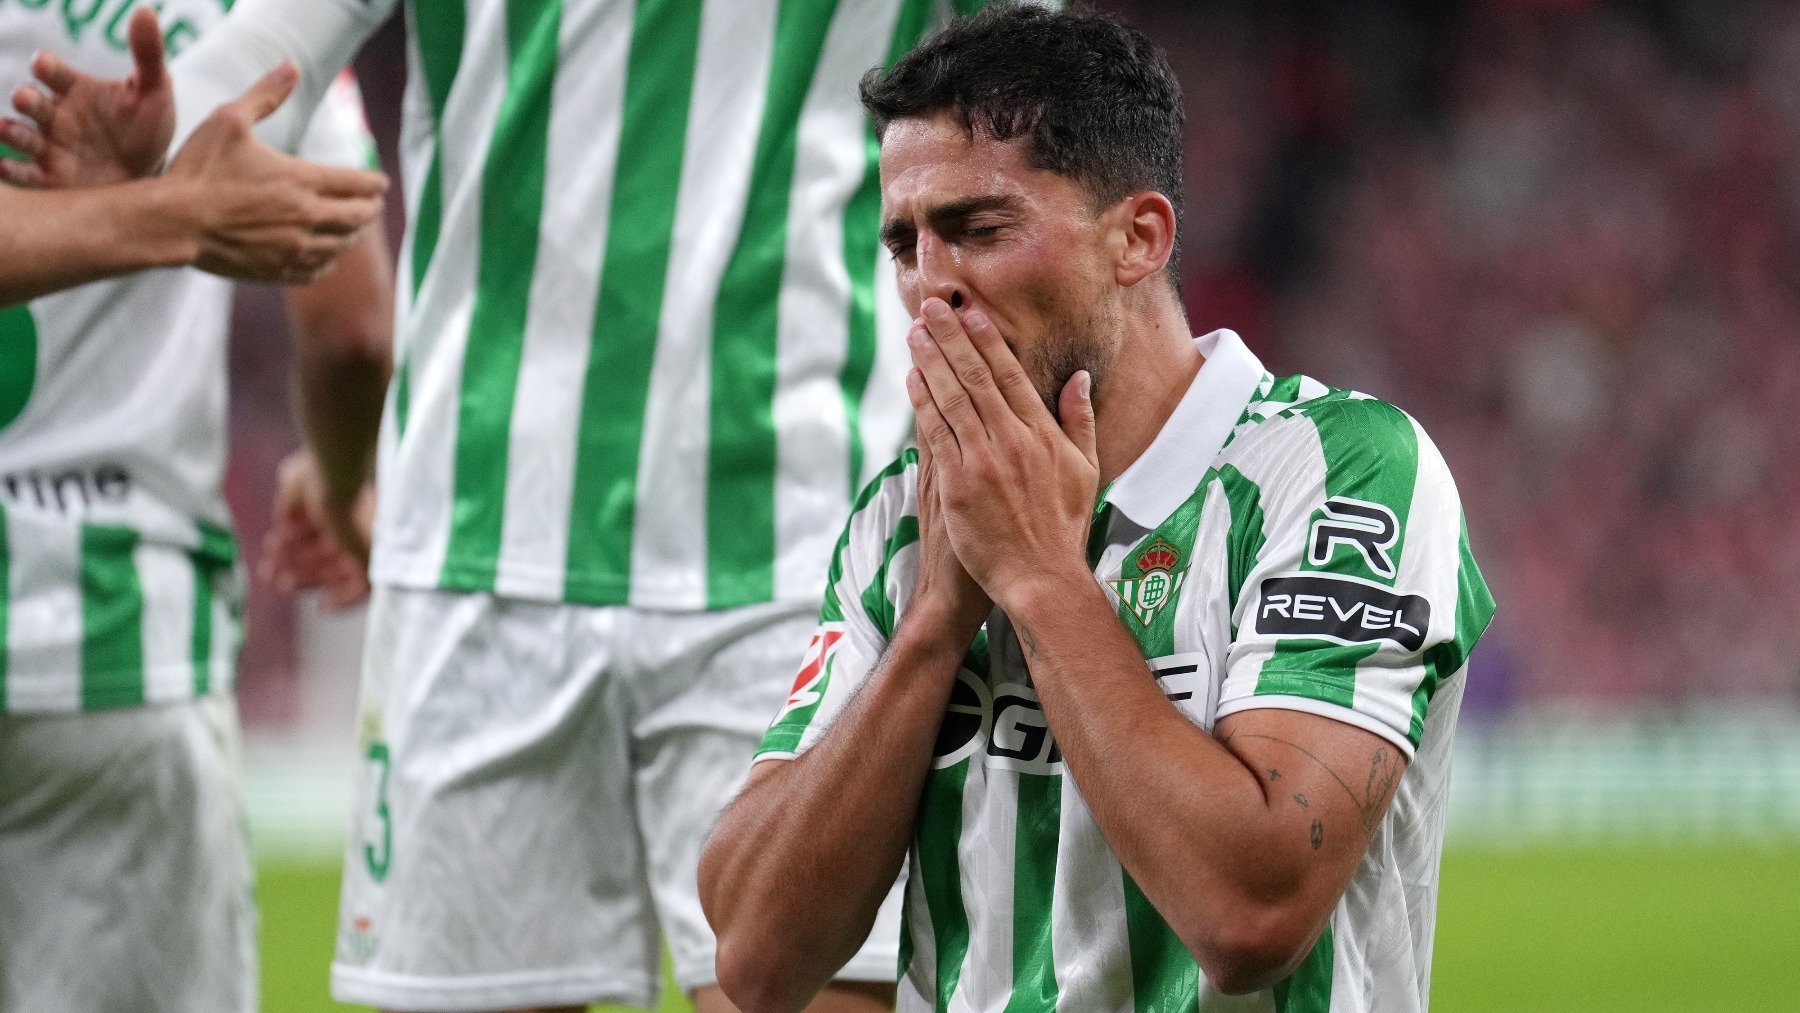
364, 741, 392, 883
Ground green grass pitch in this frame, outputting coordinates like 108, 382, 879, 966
258, 846, 1800, 1011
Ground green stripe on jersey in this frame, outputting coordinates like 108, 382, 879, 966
1411, 520, 1494, 744
1005, 773, 1061, 1012
408, 0, 466, 300
859, 516, 918, 636
1109, 498, 1204, 1008
1256, 399, 1419, 706
189, 552, 215, 695
1123, 875, 1196, 1011
821, 449, 913, 624
565, 0, 706, 601
838, 0, 932, 496
920, 759, 972, 1011
0, 305, 38, 432
0, 502, 8, 709
1218, 464, 1267, 620
396, 0, 469, 437
79, 524, 145, 709
441, 0, 564, 588
189, 520, 233, 695
706, 0, 843, 607
1274, 922, 1334, 1012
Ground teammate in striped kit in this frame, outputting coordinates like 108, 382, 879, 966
704, 8, 1495, 1011
11, 0, 1049, 1010
0, 5, 391, 1008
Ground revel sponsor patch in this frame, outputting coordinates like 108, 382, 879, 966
1255, 574, 1430, 651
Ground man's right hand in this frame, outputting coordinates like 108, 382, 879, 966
910, 319, 993, 639
165, 62, 387, 285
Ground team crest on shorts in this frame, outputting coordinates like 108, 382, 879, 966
1109, 537, 1188, 626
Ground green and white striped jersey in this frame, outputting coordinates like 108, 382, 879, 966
758, 329, 1496, 1011
355, 0, 1027, 610
0, 1, 377, 713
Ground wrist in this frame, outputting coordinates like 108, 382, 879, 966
131, 176, 204, 268
990, 558, 1101, 620
896, 592, 989, 660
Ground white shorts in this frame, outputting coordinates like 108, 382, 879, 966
0, 695, 256, 1012
331, 584, 903, 1012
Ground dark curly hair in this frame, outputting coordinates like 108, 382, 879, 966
861, 2, 1187, 280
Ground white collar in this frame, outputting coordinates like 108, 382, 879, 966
1102, 329, 1266, 528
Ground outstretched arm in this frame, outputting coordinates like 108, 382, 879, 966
0, 57, 385, 304
0, 178, 206, 305
2, 0, 391, 191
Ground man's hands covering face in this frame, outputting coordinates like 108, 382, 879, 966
906, 298, 1101, 613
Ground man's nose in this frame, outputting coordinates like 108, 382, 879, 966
916, 235, 968, 311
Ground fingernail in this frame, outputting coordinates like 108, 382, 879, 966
965, 309, 988, 330
908, 326, 929, 348
925, 299, 950, 320
1079, 371, 1092, 397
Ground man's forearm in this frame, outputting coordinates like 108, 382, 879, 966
1002, 577, 1330, 988
287, 230, 393, 507
701, 604, 977, 1012
0, 177, 200, 305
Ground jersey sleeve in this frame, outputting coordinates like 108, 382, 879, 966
170, 0, 394, 156
755, 451, 918, 762
294, 73, 379, 170
1214, 397, 1494, 758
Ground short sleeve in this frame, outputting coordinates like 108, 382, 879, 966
755, 452, 918, 762
1215, 397, 1494, 757
294, 72, 380, 171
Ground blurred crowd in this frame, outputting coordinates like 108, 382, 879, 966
227, 1, 1800, 722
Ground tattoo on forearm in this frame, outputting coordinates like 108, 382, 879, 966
1310, 819, 1324, 851
1221, 732, 1400, 834
1292, 793, 1308, 808
1267, 768, 1281, 781
1016, 624, 1041, 658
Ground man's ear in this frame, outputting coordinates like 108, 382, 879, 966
1113, 191, 1177, 289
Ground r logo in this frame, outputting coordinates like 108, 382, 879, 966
1308, 498, 1398, 579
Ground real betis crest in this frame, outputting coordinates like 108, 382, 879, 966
1109, 537, 1189, 627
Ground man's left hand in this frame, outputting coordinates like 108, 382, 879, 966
905, 297, 1099, 609
260, 451, 374, 610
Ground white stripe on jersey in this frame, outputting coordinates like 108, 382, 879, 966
4, 521, 81, 711
770, 0, 906, 602
376, 7, 510, 584
628, 0, 780, 606
864, 241, 915, 490
1049, 783, 1133, 1009
949, 761, 1015, 1013
136, 542, 195, 703
492, 0, 635, 599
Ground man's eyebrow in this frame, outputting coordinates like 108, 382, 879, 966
925, 193, 1023, 227
879, 217, 915, 248
880, 194, 1023, 247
